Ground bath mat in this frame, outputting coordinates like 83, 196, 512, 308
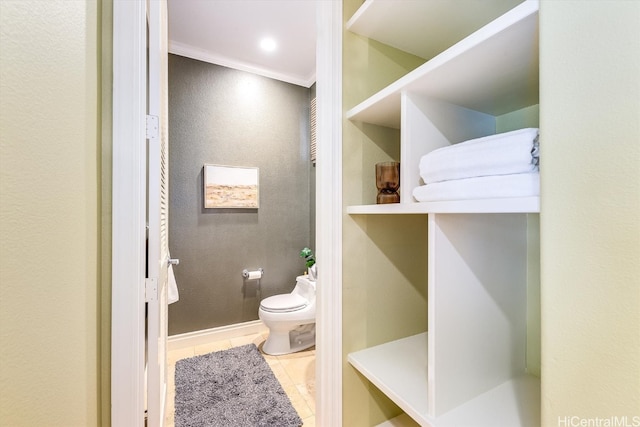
174, 344, 302, 427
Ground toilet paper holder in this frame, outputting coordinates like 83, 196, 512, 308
242, 268, 264, 280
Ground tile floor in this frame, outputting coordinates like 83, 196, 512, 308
165, 332, 316, 427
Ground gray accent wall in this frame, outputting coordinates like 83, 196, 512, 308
168, 54, 313, 335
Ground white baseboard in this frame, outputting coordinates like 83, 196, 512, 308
168, 320, 268, 351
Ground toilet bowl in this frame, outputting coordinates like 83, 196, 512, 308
259, 275, 316, 355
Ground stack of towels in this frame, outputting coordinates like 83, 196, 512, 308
412, 128, 540, 202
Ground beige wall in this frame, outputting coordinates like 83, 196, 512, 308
0, 1, 104, 425
540, 1, 640, 424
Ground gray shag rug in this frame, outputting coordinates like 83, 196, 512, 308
174, 344, 303, 427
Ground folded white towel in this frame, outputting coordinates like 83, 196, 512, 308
419, 128, 539, 184
168, 263, 179, 304
412, 172, 540, 202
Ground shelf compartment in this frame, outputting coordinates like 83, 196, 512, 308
348, 333, 540, 427
347, 197, 539, 215
348, 333, 429, 425
428, 213, 530, 416
347, 0, 539, 128
346, 0, 525, 63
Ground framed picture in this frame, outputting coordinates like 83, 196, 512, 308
204, 164, 259, 209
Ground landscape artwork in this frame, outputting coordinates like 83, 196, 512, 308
204, 164, 259, 209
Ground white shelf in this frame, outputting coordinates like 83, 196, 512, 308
347, 0, 539, 128
348, 333, 541, 427
347, 197, 540, 215
348, 334, 429, 425
347, 203, 429, 215
375, 414, 419, 427
347, 0, 525, 62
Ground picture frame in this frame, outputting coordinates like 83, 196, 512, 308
203, 164, 259, 209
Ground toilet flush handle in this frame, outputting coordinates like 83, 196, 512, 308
168, 258, 180, 266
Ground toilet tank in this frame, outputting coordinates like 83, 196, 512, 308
293, 275, 316, 302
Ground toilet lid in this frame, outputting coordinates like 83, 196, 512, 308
260, 294, 308, 313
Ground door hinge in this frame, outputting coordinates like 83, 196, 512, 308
146, 115, 159, 139
145, 277, 158, 302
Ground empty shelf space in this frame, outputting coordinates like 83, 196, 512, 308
348, 333, 541, 427
348, 333, 430, 425
347, 0, 539, 128
347, 0, 525, 62
433, 375, 540, 427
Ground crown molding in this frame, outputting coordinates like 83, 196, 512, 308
168, 40, 316, 88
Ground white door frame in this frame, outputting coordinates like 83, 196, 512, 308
315, 1, 343, 426
111, 0, 147, 425
111, 1, 343, 425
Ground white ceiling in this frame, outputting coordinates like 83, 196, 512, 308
167, 0, 317, 88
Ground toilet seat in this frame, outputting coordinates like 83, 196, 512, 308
260, 294, 308, 313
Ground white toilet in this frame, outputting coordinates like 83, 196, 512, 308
259, 275, 316, 355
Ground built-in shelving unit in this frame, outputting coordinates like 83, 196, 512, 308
345, 1, 541, 426
346, 0, 539, 210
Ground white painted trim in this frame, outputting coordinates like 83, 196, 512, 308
315, 1, 343, 426
169, 41, 316, 88
168, 321, 269, 351
111, 0, 147, 426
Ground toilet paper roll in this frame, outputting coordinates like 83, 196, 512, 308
247, 270, 262, 280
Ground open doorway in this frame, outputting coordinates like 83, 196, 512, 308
164, 2, 318, 424
111, 2, 342, 425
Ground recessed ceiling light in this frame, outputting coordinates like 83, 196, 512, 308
259, 37, 277, 53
